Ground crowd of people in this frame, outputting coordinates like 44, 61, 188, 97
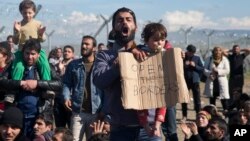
1, 0, 250, 141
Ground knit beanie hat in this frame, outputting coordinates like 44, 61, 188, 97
0, 107, 23, 128
198, 110, 211, 120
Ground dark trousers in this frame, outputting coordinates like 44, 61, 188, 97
54, 99, 72, 128
182, 82, 201, 117
229, 75, 244, 107
209, 96, 229, 111
110, 126, 140, 141
162, 106, 178, 141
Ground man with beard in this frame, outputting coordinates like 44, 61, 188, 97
62, 35, 103, 141
93, 7, 147, 141
224, 45, 250, 109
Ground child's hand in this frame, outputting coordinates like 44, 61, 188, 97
151, 122, 161, 137
14, 21, 21, 32
38, 26, 46, 37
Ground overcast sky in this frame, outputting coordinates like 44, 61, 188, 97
1, 0, 250, 47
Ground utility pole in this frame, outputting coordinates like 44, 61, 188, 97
180, 26, 193, 47
243, 33, 250, 48
94, 15, 112, 43
100, 15, 110, 44
203, 30, 215, 58
0, 26, 5, 34
45, 30, 55, 51
0, 26, 5, 41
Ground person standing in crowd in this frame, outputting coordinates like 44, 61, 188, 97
53, 45, 74, 128
6, 35, 15, 54
32, 112, 54, 141
52, 127, 73, 141
49, 47, 63, 67
0, 42, 13, 111
224, 45, 250, 108
182, 44, 204, 120
0, 107, 30, 141
203, 46, 230, 112
12, 0, 51, 81
97, 43, 105, 52
63, 35, 103, 141
93, 7, 148, 141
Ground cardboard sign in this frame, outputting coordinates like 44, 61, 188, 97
119, 48, 189, 110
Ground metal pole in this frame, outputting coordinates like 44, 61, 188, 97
180, 26, 193, 47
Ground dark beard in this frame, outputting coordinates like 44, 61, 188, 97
81, 48, 93, 58
114, 30, 135, 46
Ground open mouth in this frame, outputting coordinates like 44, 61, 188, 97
122, 27, 129, 36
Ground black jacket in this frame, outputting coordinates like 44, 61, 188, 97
0, 63, 62, 93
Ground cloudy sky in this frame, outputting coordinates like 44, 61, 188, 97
1, 0, 250, 48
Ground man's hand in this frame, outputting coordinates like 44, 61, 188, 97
90, 120, 109, 134
180, 122, 192, 139
21, 80, 38, 91
190, 61, 196, 67
188, 122, 198, 135
131, 48, 148, 62
64, 99, 72, 111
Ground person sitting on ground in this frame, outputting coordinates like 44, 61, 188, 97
52, 127, 73, 141
180, 110, 211, 141
32, 112, 54, 141
205, 118, 229, 141
0, 107, 30, 141
202, 104, 223, 119
89, 120, 109, 141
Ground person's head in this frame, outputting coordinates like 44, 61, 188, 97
0, 107, 23, 141
6, 35, 14, 52
0, 42, 11, 64
112, 7, 137, 46
232, 44, 240, 55
202, 104, 223, 119
239, 109, 248, 125
63, 45, 74, 61
33, 112, 53, 136
243, 100, 250, 120
81, 35, 96, 58
88, 133, 109, 141
212, 46, 223, 59
48, 48, 57, 60
186, 44, 196, 57
55, 47, 63, 59
98, 43, 105, 51
52, 127, 73, 141
22, 38, 41, 66
196, 110, 211, 127
141, 23, 167, 53
205, 118, 228, 141
19, 0, 36, 22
